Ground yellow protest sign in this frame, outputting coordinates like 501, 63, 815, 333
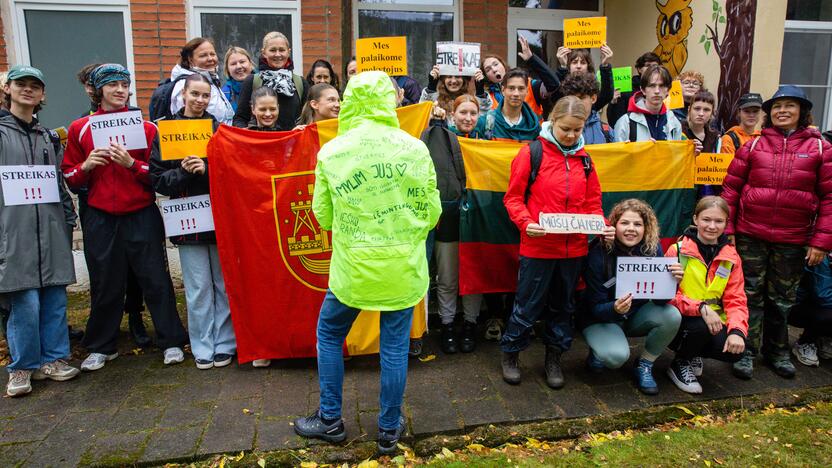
356, 36, 408, 75
53, 126, 68, 148
563, 17, 607, 48
695, 152, 734, 185
664, 80, 685, 110
158, 119, 214, 161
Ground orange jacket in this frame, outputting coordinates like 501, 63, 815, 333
719, 125, 760, 154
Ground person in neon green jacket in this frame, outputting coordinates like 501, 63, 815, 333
295, 71, 440, 454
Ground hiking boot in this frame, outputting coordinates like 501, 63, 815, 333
408, 338, 423, 358
440, 323, 458, 354
293, 410, 346, 443
128, 309, 152, 348
252, 359, 271, 368
81, 352, 118, 372
819, 336, 832, 360
765, 352, 796, 379
6, 370, 32, 397
666, 359, 702, 394
214, 354, 233, 367
633, 358, 658, 395
484, 319, 503, 341
792, 341, 819, 367
163, 347, 185, 365
32, 360, 80, 381
690, 356, 704, 377
501, 351, 521, 385
585, 351, 605, 373
732, 352, 754, 380
377, 416, 406, 455
459, 321, 477, 353
544, 346, 564, 389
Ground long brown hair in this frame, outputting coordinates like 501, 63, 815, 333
436, 76, 472, 116
298, 83, 337, 125
180, 37, 215, 69
604, 199, 660, 256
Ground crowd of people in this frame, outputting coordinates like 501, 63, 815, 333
1, 29, 832, 454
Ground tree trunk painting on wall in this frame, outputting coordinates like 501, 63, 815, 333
701, 0, 758, 129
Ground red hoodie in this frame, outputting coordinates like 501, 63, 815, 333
627, 91, 669, 115
503, 136, 603, 259
62, 107, 156, 215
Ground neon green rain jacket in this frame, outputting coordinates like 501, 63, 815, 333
312, 71, 441, 310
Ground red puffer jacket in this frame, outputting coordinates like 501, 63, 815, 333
504, 136, 603, 259
722, 126, 832, 250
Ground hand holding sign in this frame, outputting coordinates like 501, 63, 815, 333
81, 149, 111, 173
108, 143, 135, 169
600, 44, 613, 66
181, 156, 205, 175
615, 257, 678, 300
664, 80, 685, 109
436, 42, 482, 76
614, 293, 633, 315
518, 36, 533, 61
526, 222, 547, 237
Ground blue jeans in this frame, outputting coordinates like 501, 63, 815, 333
316, 290, 413, 431
179, 244, 235, 361
6, 286, 70, 371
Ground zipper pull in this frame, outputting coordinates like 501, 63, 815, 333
565, 157, 570, 171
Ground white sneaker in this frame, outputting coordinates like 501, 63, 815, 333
6, 370, 33, 397
690, 356, 704, 377
252, 359, 271, 368
32, 360, 80, 381
163, 347, 185, 365
667, 359, 703, 394
81, 352, 118, 372
792, 341, 820, 367
818, 336, 832, 360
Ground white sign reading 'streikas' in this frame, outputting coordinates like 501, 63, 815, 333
615, 256, 678, 300
538, 213, 606, 234
0, 165, 60, 206
160, 194, 214, 237
89, 110, 147, 151
436, 42, 481, 76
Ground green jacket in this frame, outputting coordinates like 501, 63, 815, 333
312, 72, 441, 310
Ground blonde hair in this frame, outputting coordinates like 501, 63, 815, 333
223, 46, 253, 78
677, 70, 704, 86
694, 195, 729, 218
605, 199, 661, 256
261, 32, 290, 52
548, 95, 589, 124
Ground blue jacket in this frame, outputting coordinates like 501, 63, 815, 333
583, 110, 613, 145
798, 256, 832, 309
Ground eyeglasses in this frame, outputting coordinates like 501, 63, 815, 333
681, 80, 701, 87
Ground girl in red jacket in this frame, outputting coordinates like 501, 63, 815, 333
665, 196, 748, 394
501, 95, 611, 388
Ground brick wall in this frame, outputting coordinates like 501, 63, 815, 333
130, 0, 186, 114
0, 13, 8, 72
463, 1, 508, 59
300, 0, 345, 83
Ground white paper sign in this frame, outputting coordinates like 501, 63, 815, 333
538, 213, 606, 234
0, 165, 60, 206
89, 110, 148, 151
436, 42, 481, 76
160, 194, 214, 237
615, 257, 678, 300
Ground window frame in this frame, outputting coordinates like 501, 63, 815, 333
7, 0, 137, 106
352, 0, 460, 52
187, 0, 302, 69
783, 19, 832, 130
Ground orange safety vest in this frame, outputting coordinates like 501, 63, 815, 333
487, 78, 544, 118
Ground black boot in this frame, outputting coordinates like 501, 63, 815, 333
544, 346, 565, 389
128, 309, 152, 348
459, 321, 476, 353
440, 323, 458, 354
501, 351, 521, 384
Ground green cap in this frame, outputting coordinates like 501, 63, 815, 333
7, 65, 45, 87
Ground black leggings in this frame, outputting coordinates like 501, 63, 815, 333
669, 316, 743, 362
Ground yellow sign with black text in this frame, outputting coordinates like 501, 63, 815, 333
564, 17, 607, 49
158, 119, 214, 161
355, 36, 408, 75
695, 152, 734, 185
664, 80, 685, 110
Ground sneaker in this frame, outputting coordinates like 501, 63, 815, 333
501, 351, 521, 385
408, 338, 422, 358
765, 352, 796, 379
81, 352, 118, 372
252, 359, 271, 368
163, 347, 185, 365
690, 356, 704, 377
214, 353, 233, 367
544, 346, 564, 389
459, 321, 476, 353
6, 370, 33, 397
666, 359, 702, 394
585, 351, 605, 373
819, 337, 832, 360
484, 318, 503, 341
440, 323, 458, 354
792, 341, 820, 367
32, 360, 80, 381
633, 358, 658, 395
732, 352, 754, 380
195, 358, 214, 370
377, 415, 406, 455
293, 410, 347, 443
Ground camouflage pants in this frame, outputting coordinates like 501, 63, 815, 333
735, 234, 806, 357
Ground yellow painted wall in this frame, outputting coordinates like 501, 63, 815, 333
606, 0, 786, 102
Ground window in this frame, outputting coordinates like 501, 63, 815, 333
8, 1, 134, 129
509, 0, 600, 11
355, 1, 458, 87
787, 0, 832, 21
507, 2, 602, 69
189, 1, 301, 75
782, 14, 832, 130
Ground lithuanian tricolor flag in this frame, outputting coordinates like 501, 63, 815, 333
208, 102, 433, 362
458, 140, 696, 295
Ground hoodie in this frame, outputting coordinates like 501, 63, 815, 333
612, 92, 683, 142
169, 64, 235, 125
485, 100, 542, 142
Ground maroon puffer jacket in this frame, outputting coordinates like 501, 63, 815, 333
722, 126, 832, 250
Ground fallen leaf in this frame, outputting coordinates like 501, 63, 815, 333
441, 447, 455, 459
391, 455, 406, 466
467, 443, 487, 451
257, 458, 266, 468
232, 451, 245, 461
785, 443, 793, 448
704, 460, 712, 467
242, 408, 251, 415
300, 462, 318, 468
675, 405, 695, 416
356, 461, 378, 468
418, 354, 436, 362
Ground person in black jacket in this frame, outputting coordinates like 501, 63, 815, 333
553, 45, 615, 114
606, 52, 661, 129
150, 74, 235, 370
580, 199, 683, 395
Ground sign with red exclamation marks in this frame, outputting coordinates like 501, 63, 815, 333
0, 165, 60, 206
615, 257, 679, 300
160, 194, 215, 238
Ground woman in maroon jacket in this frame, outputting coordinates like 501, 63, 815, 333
722, 85, 832, 380
501, 96, 612, 389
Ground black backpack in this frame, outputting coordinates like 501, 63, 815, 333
149, 75, 187, 122
524, 139, 593, 203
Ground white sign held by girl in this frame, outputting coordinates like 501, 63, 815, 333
89, 110, 147, 151
161, 194, 214, 237
615, 256, 678, 300
436, 42, 481, 77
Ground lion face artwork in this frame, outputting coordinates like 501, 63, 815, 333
653, 0, 693, 77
